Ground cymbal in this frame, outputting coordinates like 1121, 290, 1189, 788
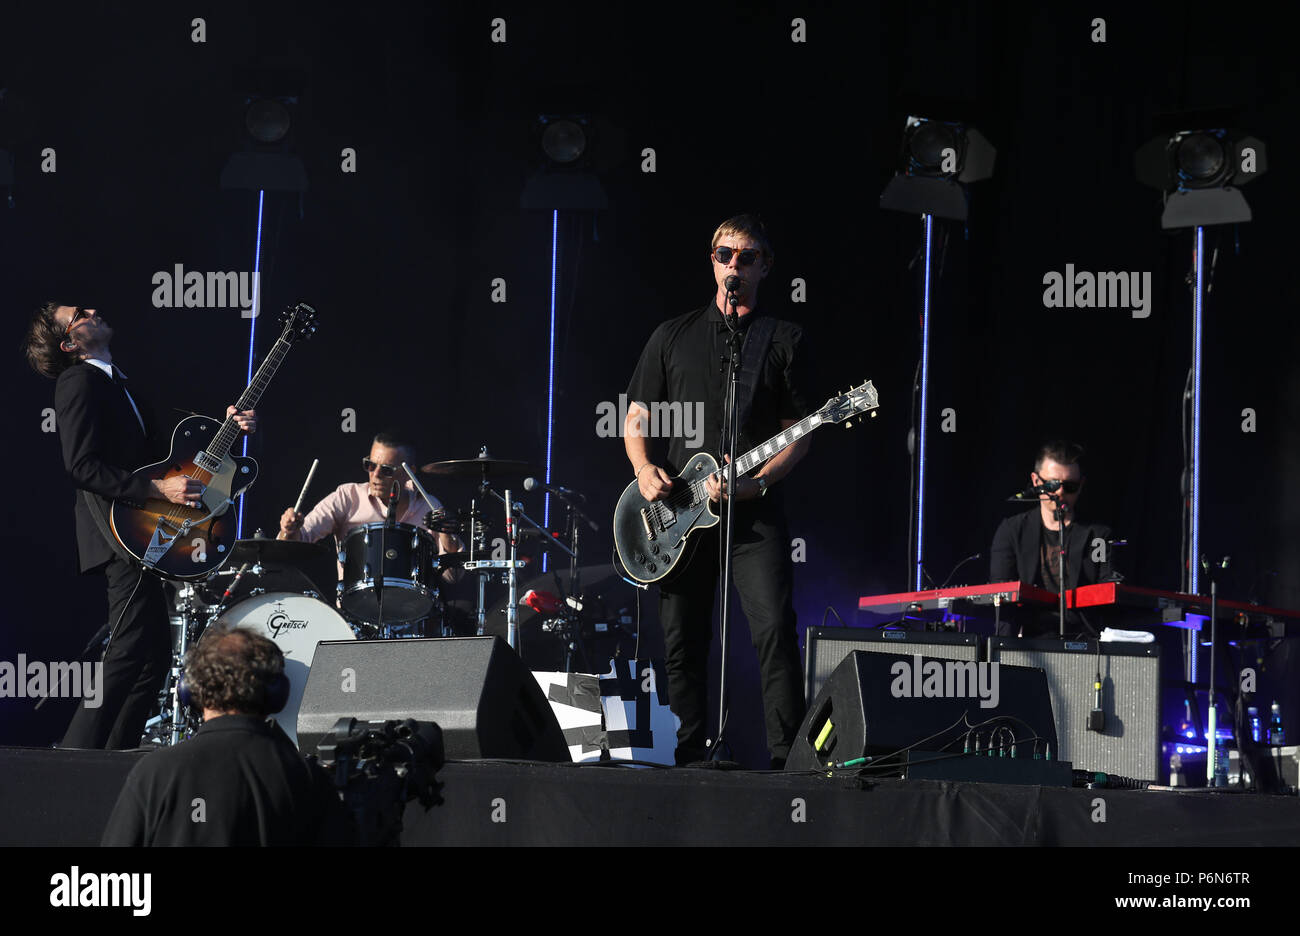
420, 455, 533, 478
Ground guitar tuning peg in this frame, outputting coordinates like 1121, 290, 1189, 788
845, 420, 853, 428
870, 411, 878, 418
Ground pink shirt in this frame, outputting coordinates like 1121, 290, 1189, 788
297, 481, 443, 550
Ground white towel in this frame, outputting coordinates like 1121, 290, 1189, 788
1100, 627, 1155, 644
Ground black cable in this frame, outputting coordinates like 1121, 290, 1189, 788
821, 606, 846, 629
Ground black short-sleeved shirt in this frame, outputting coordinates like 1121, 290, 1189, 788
101, 715, 354, 846
626, 300, 812, 475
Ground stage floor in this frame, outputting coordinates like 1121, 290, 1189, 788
2, 746, 1298, 846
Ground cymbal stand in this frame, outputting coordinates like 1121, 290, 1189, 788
480, 485, 576, 651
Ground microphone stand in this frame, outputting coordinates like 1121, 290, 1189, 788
378, 483, 398, 633
1052, 494, 1069, 638
714, 286, 744, 761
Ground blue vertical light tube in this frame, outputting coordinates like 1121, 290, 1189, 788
1190, 226, 1204, 596
914, 213, 934, 592
542, 209, 558, 572
236, 189, 265, 540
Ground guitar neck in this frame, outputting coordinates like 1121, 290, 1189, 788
722, 411, 823, 478
205, 336, 292, 461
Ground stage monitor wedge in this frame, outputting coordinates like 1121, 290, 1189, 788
297, 636, 569, 762
787, 649, 1059, 772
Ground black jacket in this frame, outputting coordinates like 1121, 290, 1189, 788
989, 508, 1115, 591
54, 362, 155, 572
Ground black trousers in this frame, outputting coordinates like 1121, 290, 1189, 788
62, 556, 171, 749
658, 503, 804, 763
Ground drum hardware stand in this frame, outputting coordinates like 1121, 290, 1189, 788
479, 487, 575, 651
1049, 491, 1070, 638
144, 581, 208, 747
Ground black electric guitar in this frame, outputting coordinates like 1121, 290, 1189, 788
613, 379, 879, 584
109, 303, 318, 579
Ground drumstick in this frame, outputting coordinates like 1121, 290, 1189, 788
293, 458, 319, 514
402, 462, 440, 514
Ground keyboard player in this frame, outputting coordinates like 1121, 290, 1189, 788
989, 440, 1117, 637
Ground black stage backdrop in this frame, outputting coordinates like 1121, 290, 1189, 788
1, 3, 1296, 766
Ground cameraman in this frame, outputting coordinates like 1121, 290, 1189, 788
101, 625, 354, 846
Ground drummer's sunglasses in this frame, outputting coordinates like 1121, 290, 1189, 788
362, 457, 400, 479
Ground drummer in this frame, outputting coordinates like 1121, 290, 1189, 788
278, 430, 463, 582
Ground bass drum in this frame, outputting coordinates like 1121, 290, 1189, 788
213, 591, 355, 748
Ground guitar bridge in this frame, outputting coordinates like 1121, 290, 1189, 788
640, 503, 677, 539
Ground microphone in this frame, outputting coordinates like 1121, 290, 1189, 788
724, 274, 741, 292
385, 482, 400, 525
1006, 479, 1063, 502
524, 477, 598, 532
523, 477, 586, 501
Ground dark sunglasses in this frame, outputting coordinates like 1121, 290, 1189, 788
1040, 479, 1081, 494
64, 307, 93, 336
711, 246, 761, 267
362, 457, 401, 479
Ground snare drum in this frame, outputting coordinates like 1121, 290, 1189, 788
212, 591, 355, 747
339, 522, 437, 624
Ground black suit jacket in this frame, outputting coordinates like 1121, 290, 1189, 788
989, 508, 1115, 591
54, 362, 156, 572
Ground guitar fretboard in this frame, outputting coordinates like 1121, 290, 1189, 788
687, 411, 824, 499
205, 335, 292, 462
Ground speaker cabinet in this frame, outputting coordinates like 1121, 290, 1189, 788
787, 650, 1058, 771
991, 637, 1160, 782
296, 636, 569, 761
804, 627, 980, 704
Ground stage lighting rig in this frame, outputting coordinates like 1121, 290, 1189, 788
521, 114, 607, 211
220, 63, 308, 193
880, 115, 996, 222
1135, 126, 1266, 229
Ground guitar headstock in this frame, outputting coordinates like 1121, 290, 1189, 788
279, 302, 319, 343
818, 379, 880, 425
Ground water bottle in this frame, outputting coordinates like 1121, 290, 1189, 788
1248, 706, 1261, 743
1269, 701, 1285, 746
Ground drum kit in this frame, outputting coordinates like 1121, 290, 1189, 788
145, 447, 616, 748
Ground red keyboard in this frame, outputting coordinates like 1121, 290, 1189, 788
858, 581, 1300, 629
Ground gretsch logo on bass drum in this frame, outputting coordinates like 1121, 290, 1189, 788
266, 608, 309, 639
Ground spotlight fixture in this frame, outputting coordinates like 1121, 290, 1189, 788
521, 114, 607, 211
541, 118, 587, 165
880, 115, 996, 221
220, 63, 309, 193
244, 98, 292, 145
1135, 127, 1266, 228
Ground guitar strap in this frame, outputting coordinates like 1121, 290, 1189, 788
734, 314, 778, 440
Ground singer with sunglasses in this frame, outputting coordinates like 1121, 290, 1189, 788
277, 431, 462, 580
989, 440, 1116, 637
624, 214, 813, 769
